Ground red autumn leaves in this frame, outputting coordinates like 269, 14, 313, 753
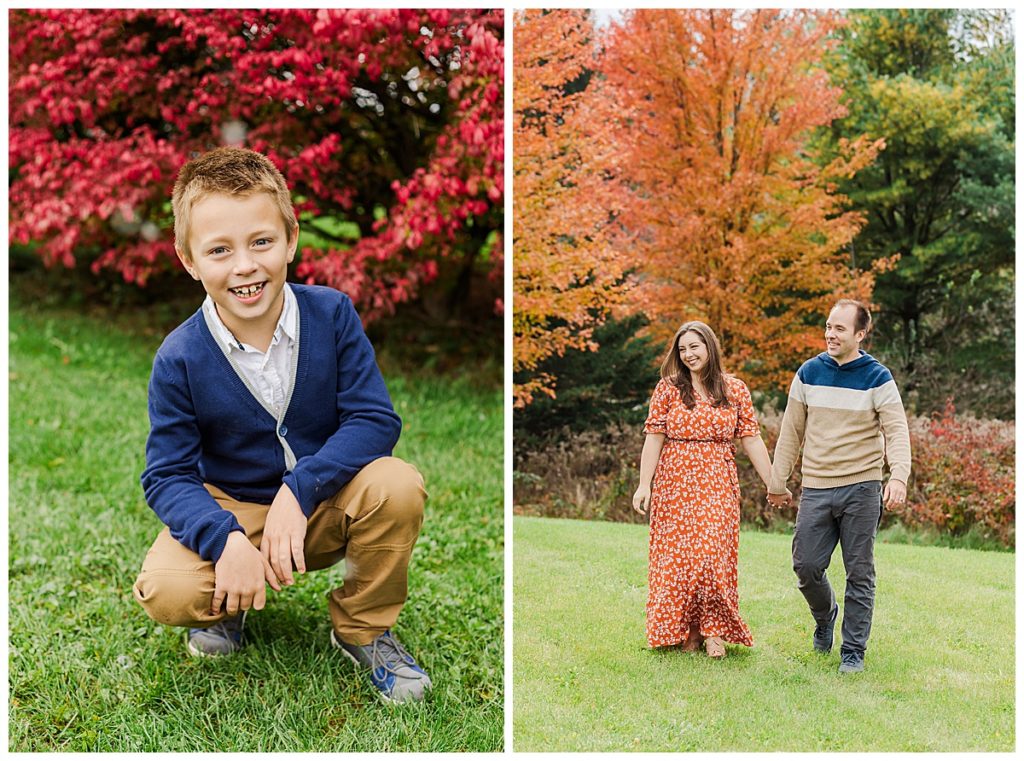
9, 9, 503, 320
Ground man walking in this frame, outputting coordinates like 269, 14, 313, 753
768, 299, 910, 674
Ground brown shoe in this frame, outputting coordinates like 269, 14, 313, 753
680, 626, 704, 652
704, 636, 726, 659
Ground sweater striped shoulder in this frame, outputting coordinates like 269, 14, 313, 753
793, 354, 901, 411
797, 354, 893, 390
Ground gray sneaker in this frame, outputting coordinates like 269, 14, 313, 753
331, 629, 432, 703
813, 605, 838, 653
187, 612, 246, 657
839, 650, 865, 673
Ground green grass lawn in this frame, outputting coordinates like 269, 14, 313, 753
513, 516, 1014, 752
8, 297, 503, 752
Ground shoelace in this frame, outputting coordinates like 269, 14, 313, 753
840, 652, 860, 665
369, 633, 421, 678
815, 610, 836, 638
202, 613, 244, 642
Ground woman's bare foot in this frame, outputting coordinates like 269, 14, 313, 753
704, 636, 726, 659
680, 627, 704, 652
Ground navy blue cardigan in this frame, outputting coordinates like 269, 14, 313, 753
140, 284, 402, 563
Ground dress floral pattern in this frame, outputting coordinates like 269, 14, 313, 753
643, 374, 759, 648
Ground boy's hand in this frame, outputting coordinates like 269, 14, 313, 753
212, 531, 278, 615
260, 483, 308, 586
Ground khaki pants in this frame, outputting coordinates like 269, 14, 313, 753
133, 457, 426, 645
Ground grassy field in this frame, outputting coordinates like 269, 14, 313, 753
513, 516, 1014, 752
8, 295, 503, 752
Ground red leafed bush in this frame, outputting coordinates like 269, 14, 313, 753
9, 9, 503, 320
734, 402, 1014, 546
899, 400, 1015, 546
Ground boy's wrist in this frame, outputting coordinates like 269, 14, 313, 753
282, 472, 316, 517
219, 529, 249, 557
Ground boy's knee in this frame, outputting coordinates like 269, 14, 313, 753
133, 570, 215, 628
364, 457, 426, 522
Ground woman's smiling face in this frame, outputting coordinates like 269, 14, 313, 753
677, 331, 709, 375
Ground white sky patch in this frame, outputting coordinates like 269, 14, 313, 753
592, 8, 622, 29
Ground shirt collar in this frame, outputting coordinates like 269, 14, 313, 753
203, 283, 297, 353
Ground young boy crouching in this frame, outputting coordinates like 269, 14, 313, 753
133, 147, 431, 703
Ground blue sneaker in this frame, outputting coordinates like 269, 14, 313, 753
813, 605, 838, 654
331, 629, 432, 703
187, 612, 246, 657
839, 650, 865, 674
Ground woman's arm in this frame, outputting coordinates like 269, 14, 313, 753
739, 434, 772, 488
632, 433, 666, 515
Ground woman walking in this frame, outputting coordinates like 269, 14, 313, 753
632, 321, 778, 658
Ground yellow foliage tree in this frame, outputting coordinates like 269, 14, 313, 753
512, 9, 632, 406
597, 9, 887, 390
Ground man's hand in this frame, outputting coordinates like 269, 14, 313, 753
632, 485, 652, 516
767, 489, 793, 508
260, 483, 308, 586
883, 479, 907, 509
212, 531, 278, 615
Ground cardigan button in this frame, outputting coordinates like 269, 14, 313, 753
278, 425, 288, 436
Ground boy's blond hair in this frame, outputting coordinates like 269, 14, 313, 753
172, 147, 297, 261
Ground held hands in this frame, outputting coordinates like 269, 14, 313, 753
212, 531, 279, 616
766, 489, 793, 509
260, 483, 308, 586
883, 479, 907, 509
632, 484, 652, 516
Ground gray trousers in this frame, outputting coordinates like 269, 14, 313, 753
792, 481, 883, 655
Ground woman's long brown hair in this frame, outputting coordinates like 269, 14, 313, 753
659, 321, 730, 408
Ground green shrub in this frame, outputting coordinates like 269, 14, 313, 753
513, 314, 661, 448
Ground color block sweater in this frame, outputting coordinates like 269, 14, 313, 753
768, 351, 911, 494
140, 284, 402, 563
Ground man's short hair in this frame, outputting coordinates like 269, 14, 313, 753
172, 147, 297, 261
832, 298, 872, 334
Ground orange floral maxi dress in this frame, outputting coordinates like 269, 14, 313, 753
643, 374, 758, 649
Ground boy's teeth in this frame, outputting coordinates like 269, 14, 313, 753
232, 283, 264, 297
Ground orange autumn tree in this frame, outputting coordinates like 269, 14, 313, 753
513, 9, 631, 406
598, 9, 886, 391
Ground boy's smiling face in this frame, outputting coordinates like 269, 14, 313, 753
178, 191, 298, 347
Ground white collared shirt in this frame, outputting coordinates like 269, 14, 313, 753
202, 284, 298, 416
